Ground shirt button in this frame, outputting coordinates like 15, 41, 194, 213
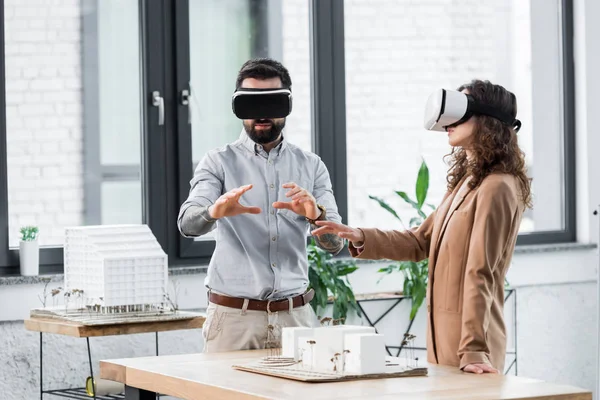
268, 160, 273, 165
271, 263, 276, 268
270, 184, 274, 189
270, 210, 275, 215
272, 236, 276, 241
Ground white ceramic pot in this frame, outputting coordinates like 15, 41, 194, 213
19, 240, 39, 276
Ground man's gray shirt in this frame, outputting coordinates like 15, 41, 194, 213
178, 132, 342, 300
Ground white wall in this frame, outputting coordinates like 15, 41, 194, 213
4, 0, 83, 247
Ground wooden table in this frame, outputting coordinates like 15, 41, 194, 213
25, 314, 205, 400
100, 349, 592, 400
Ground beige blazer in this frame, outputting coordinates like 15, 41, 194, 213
349, 173, 523, 371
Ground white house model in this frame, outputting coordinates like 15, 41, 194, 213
282, 325, 387, 375
63, 224, 168, 311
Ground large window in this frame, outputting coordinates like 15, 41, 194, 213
178, 0, 314, 258
0, 0, 145, 272
5, 0, 142, 248
0, 0, 576, 274
0, 0, 342, 272
343, 0, 575, 245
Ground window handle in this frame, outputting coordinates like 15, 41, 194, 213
181, 89, 191, 124
152, 91, 164, 126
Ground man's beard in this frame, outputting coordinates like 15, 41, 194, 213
243, 119, 286, 144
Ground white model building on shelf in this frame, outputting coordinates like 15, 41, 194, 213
63, 224, 168, 313
282, 325, 387, 375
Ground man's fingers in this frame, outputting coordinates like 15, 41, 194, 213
234, 185, 253, 198
285, 187, 303, 198
241, 206, 262, 214
226, 184, 252, 198
282, 182, 297, 189
292, 192, 311, 201
272, 201, 293, 210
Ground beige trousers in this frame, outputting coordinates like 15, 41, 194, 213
202, 301, 319, 353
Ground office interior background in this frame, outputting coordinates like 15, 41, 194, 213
1, 0, 600, 398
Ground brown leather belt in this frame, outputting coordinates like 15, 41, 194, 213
208, 288, 314, 312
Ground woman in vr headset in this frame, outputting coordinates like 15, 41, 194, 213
312, 79, 532, 374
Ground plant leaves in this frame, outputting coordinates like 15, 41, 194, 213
409, 217, 422, 228
415, 159, 429, 208
336, 265, 359, 276
395, 191, 418, 209
306, 241, 360, 322
368, 195, 402, 223
371, 159, 433, 322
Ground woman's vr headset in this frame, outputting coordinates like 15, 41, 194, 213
423, 89, 521, 132
232, 87, 292, 119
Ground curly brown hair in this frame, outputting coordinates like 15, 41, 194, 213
445, 80, 532, 209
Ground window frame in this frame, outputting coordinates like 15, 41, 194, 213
173, 0, 349, 263
0, 0, 170, 275
514, 0, 576, 245
330, 0, 576, 247
0, 0, 578, 275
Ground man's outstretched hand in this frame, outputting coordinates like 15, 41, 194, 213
273, 182, 320, 219
208, 184, 261, 219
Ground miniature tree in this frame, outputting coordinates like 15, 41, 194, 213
342, 349, 351, 373
307, 340, 317, 369
37, 277, 52, 308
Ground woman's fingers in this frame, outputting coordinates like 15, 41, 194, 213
479, 364, 499, 374
463, 365, 483, 374
314, 220, 342, 229
463, 363, 498, 374
310, 226, 334, 236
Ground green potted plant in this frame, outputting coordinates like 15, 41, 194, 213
19, 225, 40, 276
369, 159, 433, 321
307, 239, 361, 323
369, 160, 510, 321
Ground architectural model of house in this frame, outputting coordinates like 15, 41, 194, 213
63, 224, 168, 312
282, 325, 387, 375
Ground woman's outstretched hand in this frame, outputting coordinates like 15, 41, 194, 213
311, 220, 365, 246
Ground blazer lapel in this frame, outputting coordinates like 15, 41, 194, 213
429, 176, 472, 270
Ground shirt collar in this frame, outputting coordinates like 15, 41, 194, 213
239, 129, 287, 156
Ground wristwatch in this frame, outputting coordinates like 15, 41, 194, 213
306, 204, 326, 224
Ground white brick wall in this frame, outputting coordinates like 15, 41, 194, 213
5, 0, 83, 247
3, 0, 531, 246
281, 0, 532, 230
281, 0, 311, 153
342, 0, 528, 229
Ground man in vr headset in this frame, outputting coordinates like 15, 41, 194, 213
312, 79, 532, 375
178, 58, 343, 353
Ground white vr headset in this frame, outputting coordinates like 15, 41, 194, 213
424, 89, 521, 132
